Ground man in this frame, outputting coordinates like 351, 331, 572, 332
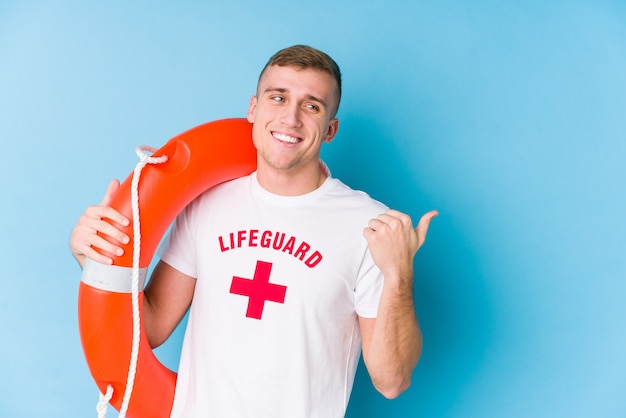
70, 45, 437, 417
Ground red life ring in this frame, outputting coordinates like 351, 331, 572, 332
78, 118, 257, 417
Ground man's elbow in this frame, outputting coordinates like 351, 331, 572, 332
373, 376, 411, 399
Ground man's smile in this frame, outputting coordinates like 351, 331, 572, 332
272, 131, 301, 145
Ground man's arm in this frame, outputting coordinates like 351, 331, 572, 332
142, 260, 195, 348
360, 209, 438, 399
69, 179, 195, 348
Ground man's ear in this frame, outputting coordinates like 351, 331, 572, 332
324, 118, 339, 143
247, 96, 257, 123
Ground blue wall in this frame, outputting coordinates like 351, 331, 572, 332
1, 1, 625, 417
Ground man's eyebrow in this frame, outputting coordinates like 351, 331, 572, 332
263, 86, 288, 95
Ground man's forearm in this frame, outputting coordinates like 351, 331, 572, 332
364, 270, 422, 399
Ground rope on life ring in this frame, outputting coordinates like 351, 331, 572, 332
78, 118, 257, 418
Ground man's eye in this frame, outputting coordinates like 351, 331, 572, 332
271, 96, 284, 102
306, 103, 319, 111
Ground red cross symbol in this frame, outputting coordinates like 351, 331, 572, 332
229, 260, 287, 319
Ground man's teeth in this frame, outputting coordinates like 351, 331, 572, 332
273, 132, 298, 144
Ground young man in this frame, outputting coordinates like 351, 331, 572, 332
70, 45, 437, 417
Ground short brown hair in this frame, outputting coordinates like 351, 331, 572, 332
259, 45, 342, 116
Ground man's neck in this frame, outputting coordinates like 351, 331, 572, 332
256, 163, 327, 196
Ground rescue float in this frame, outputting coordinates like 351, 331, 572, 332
78, 118, 257, 417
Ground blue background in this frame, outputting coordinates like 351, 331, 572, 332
1, 1, 625, 417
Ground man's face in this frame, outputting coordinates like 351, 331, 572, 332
247, 65, 339, 175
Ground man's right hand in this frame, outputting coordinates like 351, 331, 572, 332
69, 179, 130, 268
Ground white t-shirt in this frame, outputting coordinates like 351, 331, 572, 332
158, 172, 387, 418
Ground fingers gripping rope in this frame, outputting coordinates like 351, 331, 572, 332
95, 146, 168, 418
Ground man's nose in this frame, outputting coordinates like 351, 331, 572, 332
280, 103, 302, 127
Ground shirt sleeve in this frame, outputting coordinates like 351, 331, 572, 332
354, 248, 384, 318
157, 203, 198, 279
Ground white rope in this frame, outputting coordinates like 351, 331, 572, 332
319, 159, 331, 177
97, 385, 114, 417
96, 145, 168, 418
